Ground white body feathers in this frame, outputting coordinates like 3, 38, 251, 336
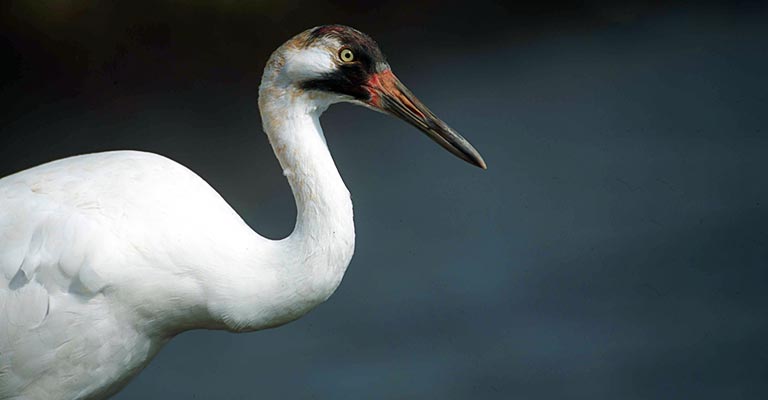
0, 31, 355, 399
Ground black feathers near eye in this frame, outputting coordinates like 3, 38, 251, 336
300, 63, 372, 101
300, 25, 388, 100
305, 25, 386, 69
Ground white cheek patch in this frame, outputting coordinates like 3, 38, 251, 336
283, 46, 336, 82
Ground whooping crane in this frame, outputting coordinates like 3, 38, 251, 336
0, 25, 485, 399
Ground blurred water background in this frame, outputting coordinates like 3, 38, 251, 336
1, 1, 767, 398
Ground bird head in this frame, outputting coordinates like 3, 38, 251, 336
264, 25, 486, 169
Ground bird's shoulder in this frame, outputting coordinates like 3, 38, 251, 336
0, 149, 250, 297
1, 150, 208, 203
0, 150, 244, 223
0, 151, 248, 396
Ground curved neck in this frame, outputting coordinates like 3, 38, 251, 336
233, 75, 354, 328
259, 85, 354, 251
197, 58, 355, 334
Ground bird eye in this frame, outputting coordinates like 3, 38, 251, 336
339, 48, 355, 63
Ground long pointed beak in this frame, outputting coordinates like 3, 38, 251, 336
365, 70, 487, 169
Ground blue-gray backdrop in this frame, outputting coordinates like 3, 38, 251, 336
1, 1, 766, 398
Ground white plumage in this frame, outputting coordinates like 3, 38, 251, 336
0, 25, 484, 399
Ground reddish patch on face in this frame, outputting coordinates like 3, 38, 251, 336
366, 69, 426, 119
366, 71, 385, 107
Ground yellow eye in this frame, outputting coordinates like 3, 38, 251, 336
339, 48, 355, 62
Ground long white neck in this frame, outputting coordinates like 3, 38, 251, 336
260, 89, 354, 256
202, 61, 354, 333
260, 79, 356, 303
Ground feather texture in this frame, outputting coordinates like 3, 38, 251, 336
0, 26, 368, 399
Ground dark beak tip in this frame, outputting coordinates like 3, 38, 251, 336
468, 152, 488, 170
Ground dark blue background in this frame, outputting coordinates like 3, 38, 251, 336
2, 1, 766, 398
